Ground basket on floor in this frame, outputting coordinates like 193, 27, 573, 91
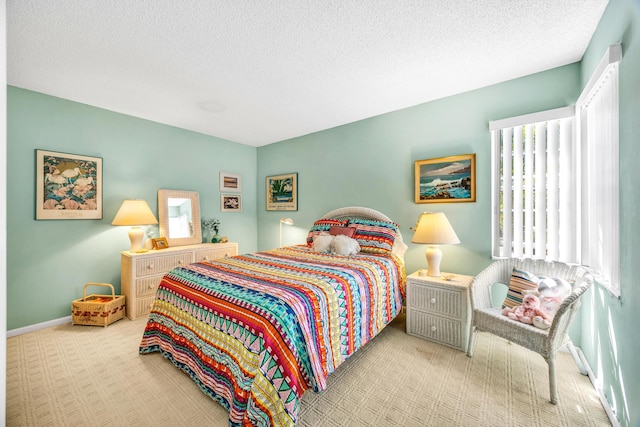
72, 283, 125, 327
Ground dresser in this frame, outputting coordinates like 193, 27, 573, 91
405, 271, 473, 351
121, 242, 238, 320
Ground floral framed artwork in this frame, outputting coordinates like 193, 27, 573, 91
266, 173, 298, 211
414, 153, 476, 203
35, 149, 103, 219
220, 172, 241, 193
221, 193, 242, 212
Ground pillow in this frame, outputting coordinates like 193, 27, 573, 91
503, 268, 540, 309
329, 225, 356, 238
537, 276, 572, 318
331, 234, 360, 256
306, 219, 348, 246
312, 233, 334, 253
347, 218, 398, 255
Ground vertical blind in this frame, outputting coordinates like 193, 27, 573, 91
490, 107, 577, 262
577, 45, 621, 295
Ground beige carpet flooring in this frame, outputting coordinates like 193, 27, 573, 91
6, 313, 610, 427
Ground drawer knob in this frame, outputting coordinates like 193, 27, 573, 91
148, 264, 154, 269
202, 256, 209, 261
431, 325, 437, 332
148, 284, 154, 290
431, 298, 437, 304
178, 260, 183, 265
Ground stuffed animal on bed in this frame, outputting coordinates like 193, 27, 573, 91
502, 291, 551, 328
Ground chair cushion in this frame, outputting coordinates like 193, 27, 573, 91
503, 268, 540, 309
474, 307, 550, 355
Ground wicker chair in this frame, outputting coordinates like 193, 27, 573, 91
466, 258, 593, 404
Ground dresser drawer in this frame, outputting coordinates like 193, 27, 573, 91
195, 247, 236, 262
407, 309, 463, 349
135, 295, 157, 318
134, 253, 193, 277
135, 275, 163, 298
408, 282, 463, 319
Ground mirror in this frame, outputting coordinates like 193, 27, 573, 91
158, 189, 202, 247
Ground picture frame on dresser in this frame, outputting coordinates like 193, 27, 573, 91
35, 149, 103, 220
151, 237, 169, 249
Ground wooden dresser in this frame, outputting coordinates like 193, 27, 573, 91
121, 242, 238, 320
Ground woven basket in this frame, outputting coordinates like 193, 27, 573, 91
72, 283, 125, 327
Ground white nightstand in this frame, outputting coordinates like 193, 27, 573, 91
406, 270, 473, 351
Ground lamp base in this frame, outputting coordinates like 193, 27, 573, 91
128, 226, 145, 253
425, 245, 443, 277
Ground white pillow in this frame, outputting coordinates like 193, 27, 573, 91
331, 234, 360, 256
312, 233, 333, 253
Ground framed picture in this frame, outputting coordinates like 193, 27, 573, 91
221, 193, 242, 212
36, 149, 103, 220
414, 153, 476, 203
151, 237, 169, 250
266, 173, 298, 211
220, 172, 241, 193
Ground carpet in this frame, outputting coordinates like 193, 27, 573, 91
6, 313, 610, 426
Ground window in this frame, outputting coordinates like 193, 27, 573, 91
491, 44, 621, 295
490, 107, 577, 263
576, 44, 621, 296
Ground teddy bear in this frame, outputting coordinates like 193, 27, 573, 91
502, 291, 552, 328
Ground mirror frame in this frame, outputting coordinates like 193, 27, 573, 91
158, 189, 202, 247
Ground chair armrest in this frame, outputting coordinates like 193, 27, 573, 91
547, 268, 594, 345
469, 259, 515, 310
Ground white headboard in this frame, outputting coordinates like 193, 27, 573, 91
320, 206, 407, 257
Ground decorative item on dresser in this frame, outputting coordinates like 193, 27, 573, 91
111, 199, 159, 253
120, 242, 238, 320
406, 271, 473, 351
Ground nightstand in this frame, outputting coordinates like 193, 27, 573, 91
406, 270, 473, 351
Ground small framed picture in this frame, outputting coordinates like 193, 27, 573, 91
221, 193, 242, 212
266, 172, 298, 211
151, 237, 169, 250
220, 172, 241, 193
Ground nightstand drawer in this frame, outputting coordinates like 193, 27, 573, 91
407, 310, 463, 349
135, 253, 192, 277
409, 284, 463, 318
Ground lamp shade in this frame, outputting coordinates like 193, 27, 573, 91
412, 212, 459, 277
112, 200, 158, 226
280, 217, 294, 225
411, 212, 460, 245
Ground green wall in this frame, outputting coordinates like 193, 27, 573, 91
6, 87, 258, 330
256, 65, 580, 277
577, 0, 640, 426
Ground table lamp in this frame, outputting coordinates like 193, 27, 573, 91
112, 199, 159, 252
279, 217, 294, 247
412, 212, 460, 277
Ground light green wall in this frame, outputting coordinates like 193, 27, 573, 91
6, 86, 258, 330
257, 65, 580, 278
577, 0, 640, 426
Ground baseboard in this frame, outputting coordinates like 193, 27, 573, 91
576, 346, 620, 427
7, 316, 72, 338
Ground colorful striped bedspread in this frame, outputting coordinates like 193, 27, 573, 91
139, 245, 405, 426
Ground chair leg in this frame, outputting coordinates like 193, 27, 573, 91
467, 326, 476, 357
548, 355, 558, 404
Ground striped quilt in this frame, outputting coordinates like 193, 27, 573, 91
139, 245, 405, 426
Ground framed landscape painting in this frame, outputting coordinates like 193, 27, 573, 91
414, 153, 476, 203
36, 149, 103, 219
266, 173, 298, 211
219, 171, 241, 193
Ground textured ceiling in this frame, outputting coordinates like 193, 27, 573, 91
7, 1, 608, 147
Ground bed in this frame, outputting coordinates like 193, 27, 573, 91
139, 206, 407, 426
